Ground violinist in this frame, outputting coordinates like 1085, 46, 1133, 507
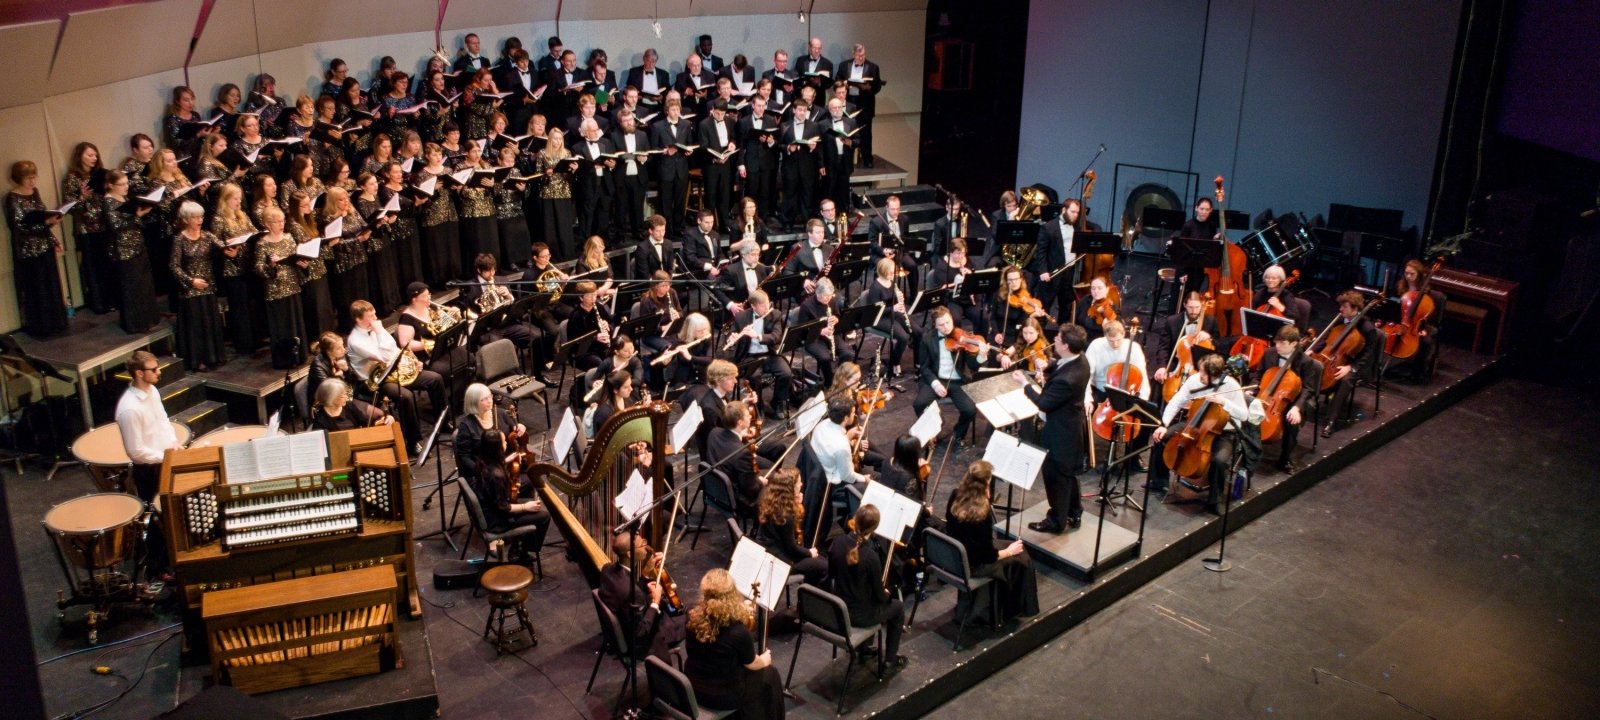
454, 382, 526, 480
991, 265, 1050, 346
1016, 323, 1090, 533
998, 317, 1051, 378
754, 468, 828, 586
860, 257, 917, 376
1315, 290, 1380, 439
944, 461, 1040, 623
879, 435, 929, 498
793, 277, 854, 388
683, 568, 786, 720
1145, 354, 1251, 506
1150, 292, 1220, 387
1253, 326, 1320, 474
928, 238, 984, 332
1072, 274, 1119, 341
599, 531, 688, 664
726, 289, 792, 420
827, 504, 908, 670
823, 362, 888, 472
704, 401, 772, 519
464, 427, 549, 564
914, 307, 992, 449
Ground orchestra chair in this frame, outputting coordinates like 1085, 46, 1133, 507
454, 477, 545, 579
913, 528, 1000, 651
477, 338, 552, 427
1290, 297, 1313, 332
481, 564, 538, 655
587, 588, 641, 709
786, 584, 886, 715
686, 168, 706, 214
690, 464, 743, 550
645, 655, 733, 720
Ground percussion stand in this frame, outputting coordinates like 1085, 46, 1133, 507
414, 410, 462, 551
0, 357, 35, 474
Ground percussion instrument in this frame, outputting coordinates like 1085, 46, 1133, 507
192, 424, 281, 448
43, 492, 145, 571
1239, 222, 1313, 271
72, 421, 192, 492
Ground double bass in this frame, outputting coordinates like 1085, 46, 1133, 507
1204, 176, 1251, 337
1076, 170, 1114, 287
1092, 318, 1145, 442
1229, 269, 1300, 369
1310, 293, 1386, 392
1380, 256, 1443, 360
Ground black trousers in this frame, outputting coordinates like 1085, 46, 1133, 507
657, 174, 686, 231
913, 378, 977, 440
612, 173, 647, 239
1147, 431, 1237, 506
853, 598, 905, 658
804, 339, 855, 388
131, 463, 169, 574
1041, 456, 1083, 526
744, 353, 792, 411
703, 164, 734, 224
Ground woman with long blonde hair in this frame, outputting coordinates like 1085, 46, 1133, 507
683, 568, 786, 718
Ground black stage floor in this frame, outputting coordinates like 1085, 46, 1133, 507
8, 254, 1517, 719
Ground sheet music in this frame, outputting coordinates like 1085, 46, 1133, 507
859, 481, 923, 543
908, 404, 943, 446
670, 401, 703, 455
264, 411, 280, 437
221, 441, 260, 484
552, 407, 579, 465
976, 387, 1039, 427
729, 538, 791, 612
251, 435, 296, 480
322, 215, 343, 240
981, 431, 1045, 491
794, 392, 829, 438
614, 469, 654, 521
289, 431, 329, 475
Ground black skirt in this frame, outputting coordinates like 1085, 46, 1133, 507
497, 216, 531, 269
219, 274, 258, 354
301, 276, 336, 339
13, 252, 68, 338
392, 218, 424, 288
78, 230, 116, 314
459, 216, 498, 280
175, 293, 227, 369
369, 244, 403, 312
419, 222, 459, 286
264, 294, 308, 369
540, 198, 576, 260
328, 264, 370, 333
116, 253, 160, 333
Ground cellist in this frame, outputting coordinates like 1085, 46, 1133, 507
1386, 259, 1438, 384
1251, 326, 1320, 474
1085, 319, 1152, 469
1150, 292, 1220, 388
1315, 290, 1380, 439
1145, 353, 1251, 510
1254, 265, 1301, 329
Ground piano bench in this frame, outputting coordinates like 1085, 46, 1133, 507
1442, 301, 1488, 353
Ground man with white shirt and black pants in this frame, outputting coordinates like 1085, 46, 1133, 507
345, 299, 447, 451
697, 98, 738, 225
820, 97, 857, 213
453, 33, 491, 75
1145, 353, 1252, 511
117, 350, 183, 574
808, 395, 870, 542
1033, 198, 1097, 321
570, 118, 616, 240
913, 307, 991, 450
650, 98, 694, 231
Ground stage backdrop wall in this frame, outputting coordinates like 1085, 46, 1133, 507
0, 0, 926, 333
1017, 0, 1459, 247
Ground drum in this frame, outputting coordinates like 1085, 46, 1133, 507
71, 421, 192, 492
42, 493, 145, 570
192, 424, 280, 448
1240, 220, 1314, 271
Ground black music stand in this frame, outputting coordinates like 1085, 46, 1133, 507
966, 267, 1002, 296
826, 258, 871, 293
841, 302, 888, 370
758, 272, 807, 314
1357, 232, 1413, 287
1166, 237, 1224, 269
909, 286, 952, 318
1141, 207, 1186, 234
761, 239, 797, 267
1220, 210, 1250, 232
1066, 232, 1124, 283
617, 312, 664, 345
993, 221, 1040, 258
610, 281, 651, 317
964, 236, 991, 260
1095, 386, 1161, 515
835, 243, 870, 264
1238, 308, 1293, 347
415, 410, 462, 551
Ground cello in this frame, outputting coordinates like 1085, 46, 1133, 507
1092, 318, 1145, 442
1256, 335, 1311, 444
1310, 293, 1386, 392
1161, 394, 1234, 481
1381, 256, 1443, 360
1204, 176, 1251, 337
1229, 269, 1300, 369
1161, 295, 1216, 402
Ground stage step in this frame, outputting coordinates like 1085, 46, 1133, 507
158, 376, 207, 416
171, 399, 227, 439
859, 184, 935, 207
111, 354, 187, 388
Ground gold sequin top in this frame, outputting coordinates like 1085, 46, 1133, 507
454, 163, 495, 218
352, 194, 388, 251
287, 220, 331, 281
279, 177, 325, 211
493, 172, 528, 219
328, 209, 369, 273
414, 167, 458, 227
62, 170, 106, 235
4, 191, 56, 259
534, 151, 573, 200
169, 229, 220, 298
102, 196, 146, 261
254, 232, 303, 300
211, 212, 257, 277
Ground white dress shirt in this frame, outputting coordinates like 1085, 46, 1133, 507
587, 141, 603, 177
1162, 374, 1250, 430
748, 315, 769, 354
115, 385, 177, 465
347, 324, 400, 382
642, 72, 660, 95
714, 121, 728, 147
623, 133, 639, 175
810, 418, 864, 486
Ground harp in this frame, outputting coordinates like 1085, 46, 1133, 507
526, 401, 672, 588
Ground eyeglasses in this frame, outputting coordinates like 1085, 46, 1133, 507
140, 365, 160, 373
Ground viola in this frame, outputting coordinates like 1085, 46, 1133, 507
1093, 318, 1145, 442
1203, 176, 1251, 337
943, 328, 986, 354
1017, 337, 1051, 373
1381, 256, 1444, 360
1310, 294, 1386, 392
1161, 396, 1233, 481
1230, 269, 1300, 369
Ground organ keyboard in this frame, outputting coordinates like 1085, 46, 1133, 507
160, 424, 420, 652
1430, 267, 1519, 354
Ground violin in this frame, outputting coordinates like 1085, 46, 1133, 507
943, 327, 987, 354
856, 388, 892, 417
1161, 295, 1216, 402
1230, 269, 1300, 370
1093, 318, 1144, 443
1088, 296, 1118, 325
1016, 336, 1050, 373
504, 398, 534, 496
1203, 176, 1251, 337
642, 550, 684, 615
1310, 294, 1385, 392
1161, 396, 1233, 481
1007, 289, 1055, 324
1381, 257, 1443, 360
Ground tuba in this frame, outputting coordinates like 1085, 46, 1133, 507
1002, 185, 1051, 269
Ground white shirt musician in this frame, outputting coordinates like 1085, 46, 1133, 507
115, 350, 181, 500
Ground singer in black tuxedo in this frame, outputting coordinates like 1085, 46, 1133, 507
607, 116, 652, 240
1022, 323, 1091, 532
838, 47, 883, 166
778, 104, 821, 229
650, 104, 695, 230
736, 97, 780, 223
567, 129, 615, 240
818, 102, 858, 213
697, 101, 738, 224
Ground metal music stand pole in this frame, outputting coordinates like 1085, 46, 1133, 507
1202, 434, 1246, 573
414, 410, 461, 551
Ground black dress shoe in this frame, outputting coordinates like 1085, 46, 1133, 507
1320, 422, 1336, 438
1278, 460, 1300, 474
1027, 520, 1063, 534
1066, 515, 1082, 529
862, 158, 875, 168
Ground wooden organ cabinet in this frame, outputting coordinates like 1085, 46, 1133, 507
159, 423, 420, 691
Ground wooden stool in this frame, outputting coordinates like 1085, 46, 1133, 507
481, 565, 537, 654
686, 168, 706, 213
1443, 300, 1488, 353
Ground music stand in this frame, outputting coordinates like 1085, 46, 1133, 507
825, 258, 871, 292
618, 312, 664, 344
1141, 207, 1186, 233
761, 239, 797, 267
1096, 386, 1161, 514
414, 409, 461, 551
1166, 237, 1224, 269
909, 286, 952, 318
1221, 210, 1250, 232
1238, 308, 1293, 347
901, 234, 933, 259
758, 272, 807, 314
966, 267, 1002, 296
993, 221, 1040, 256
835, 243, 870, 263
1071, 231, 1122, 257
1357, 232, 1412, 287
610, 281, 651, 317
841, 302, 888, 369
963, 236, 991, 260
